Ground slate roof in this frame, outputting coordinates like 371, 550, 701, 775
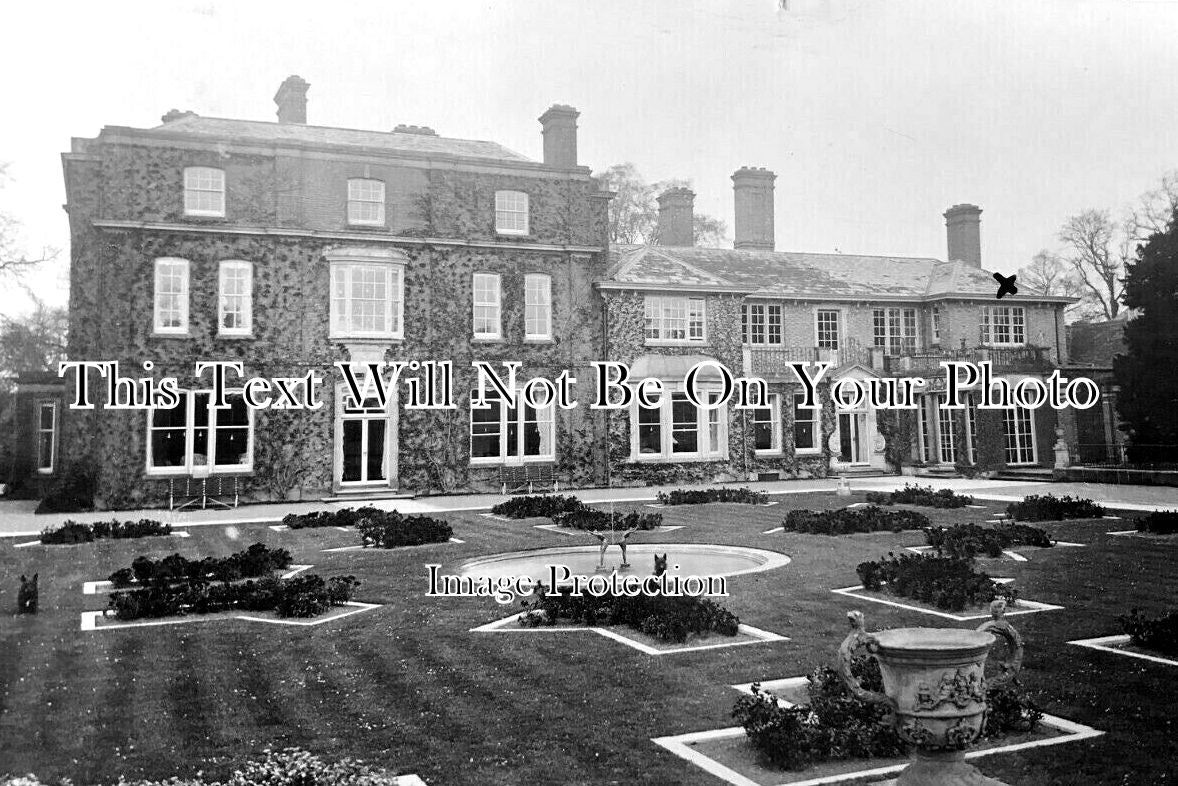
143, 115, 532, 163
605, 245, 1065, 301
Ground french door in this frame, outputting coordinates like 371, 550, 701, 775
336, 392, 396, 488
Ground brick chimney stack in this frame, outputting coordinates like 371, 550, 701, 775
539, 104, 579, 168
944, 204, 983, 268
657, 188, 695, 247
732, 167, 776, 251
274, 75, 310, 124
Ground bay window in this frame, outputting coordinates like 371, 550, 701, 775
631, 391, 726, 460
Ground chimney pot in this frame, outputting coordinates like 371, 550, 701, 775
657, 187, 695, 247
161, 109, 197, 124
732, 166, 776, 251
393, 124, 438, 136
538, 104, 579, 168
274, 75, 310, 124
944, 203, 983, 268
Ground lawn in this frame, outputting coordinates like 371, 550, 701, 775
1, 492, 1176, 785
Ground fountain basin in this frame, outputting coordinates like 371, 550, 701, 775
457, 543, 790, 581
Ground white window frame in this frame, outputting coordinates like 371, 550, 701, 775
495, 190, 530, 236
792, 393, 820, 454
1003, 406, 1037, 466
524, 273, 552, 340
145, 390, 255, 476
183, 167, 225, 217
742, 303, 782, 346
217, 260, 253, 336
329, 262, 404, 340
931, 306, 942, 344
982, 306, 1026, 347
473, 272, 502, 340
630, 390, 727, 461
36, 401, 56, 474
752, 394, 782, 454
645, 295, 706, 344
469, 389, 555, 465
936, 395, 957, 464
153, 257, 190, 335
815, 309, 841, 350
872, 307, 918, 356
347, 178, 386, 227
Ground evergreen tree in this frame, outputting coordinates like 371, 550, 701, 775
1113, 209, 1178, 463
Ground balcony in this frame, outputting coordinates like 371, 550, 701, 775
884, 345, 1056, 376
744, 343, 1056, 380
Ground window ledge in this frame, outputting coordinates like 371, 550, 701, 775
472, 336, 504, 343
152, 331, 191, 338
645, 340, 709, 347
495, 230, 530, 238
329, 334, 404, 342
524, 337, 555, 344
217, 333, 255, 340
628, 454, 727, 464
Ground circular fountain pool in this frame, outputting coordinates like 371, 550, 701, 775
457, 543, 790, 580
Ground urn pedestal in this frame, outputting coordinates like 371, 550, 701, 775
837, 600, 1024, 786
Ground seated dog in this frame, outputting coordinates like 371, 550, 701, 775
16, 573, 38, 614
653, 553, 668, 577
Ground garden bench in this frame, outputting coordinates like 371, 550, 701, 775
166, 474, 242, 511
498, 464, 558, 495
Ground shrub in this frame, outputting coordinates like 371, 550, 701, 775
40, 518, 172, 544
551, 508, 662, 531
1119, 608, 1178, 655
1135, 510, 1178, 535
865, 484, 973, 508
107, 543, 292, 587
108, 573, 359, 621
34, 458, 97, 514
656, 487, 770, 506
282, 506, 381, 529
357, 512, 452, 547
1007, 494, 1105, 522
519, 583, 738, 643
490, 494, 586, 519
781, 506, 930, 535
732, 655, 1040, 770
925, 523, 1053, 559
856, 552, 1015, 612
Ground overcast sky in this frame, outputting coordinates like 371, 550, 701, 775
2, 0, 1177, 316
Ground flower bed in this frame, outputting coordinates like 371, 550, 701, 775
656, 487, 770, 506
551, 509, 663, 531
518, 584, 739, 643
0, 746, 411, 786
731, 657, 1042, 771
856, 552, 1015, 612
39, 518, 172, 544
108, 543, 292, 587
925, 523, 1054, 559
1006, 494, 1105, 522
865, 483, 974, 508
489, 494, 587, 519
1135, 510, 1178, 535
781, 505, 930, 535
282, 507, 380, 529
357, 512, 452, 547
1120, 608, 1178, 656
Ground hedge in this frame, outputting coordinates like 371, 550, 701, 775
40, 518, 172, 544
732, 656, 1041, 771
856, 552, 1015, 612
1006, 494, 1105, 522
781, 506, 930, 535
108, 574, 359, 620
865, 483, 973, 508
519, 583, 739, 643
925, 523, 1053, 559
108, 543, 292, 588
1135, 510, 1178, 535
656, 487, 770, 506
352, 512, 450, 547
282, 506, 386, 529
551, 509, 662, 531
1120, 608, 1178, 655
490, 494, 586, 519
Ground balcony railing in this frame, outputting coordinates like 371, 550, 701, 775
745, 338, 879, 379
884, 345, 1055, 376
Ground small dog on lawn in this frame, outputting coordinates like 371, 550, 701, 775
653, 554, 668, 577
16, 573, 38, 614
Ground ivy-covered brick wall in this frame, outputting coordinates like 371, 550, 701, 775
60, 136, 610, 508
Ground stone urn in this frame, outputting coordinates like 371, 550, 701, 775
836, 600, 1024, 785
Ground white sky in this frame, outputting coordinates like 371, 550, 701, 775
2, 0, 1177, 316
